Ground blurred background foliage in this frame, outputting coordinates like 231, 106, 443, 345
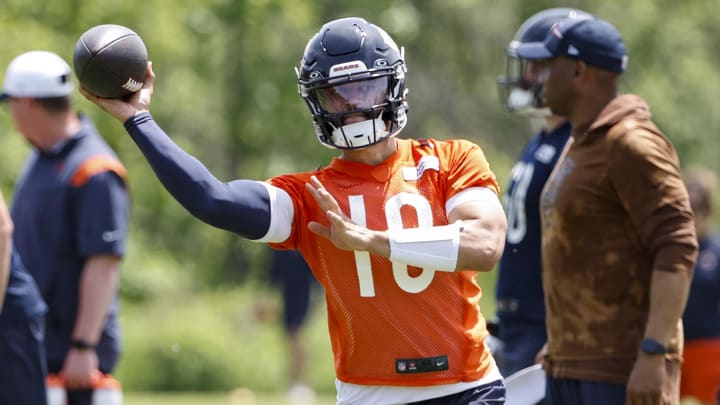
1, 0, 719, 395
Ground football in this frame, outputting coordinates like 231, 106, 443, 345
73, 24, 148, 99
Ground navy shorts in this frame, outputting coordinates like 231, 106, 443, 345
545, 375, 626, 405
407, 379, 506, 404
0, 314, 48, 405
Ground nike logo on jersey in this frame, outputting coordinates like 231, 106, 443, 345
402, 156, 440, 181
396, 355, 449, 373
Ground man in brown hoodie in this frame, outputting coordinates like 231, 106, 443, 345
517, 16, 698, 405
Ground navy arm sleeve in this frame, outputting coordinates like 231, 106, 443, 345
124, 112, 271, 240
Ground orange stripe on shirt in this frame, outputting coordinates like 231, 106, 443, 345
70, 155, 128, 187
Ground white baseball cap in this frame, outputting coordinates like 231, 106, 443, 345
0, 50, 74, 100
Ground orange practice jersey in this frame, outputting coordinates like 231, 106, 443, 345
269, 138, 499, 386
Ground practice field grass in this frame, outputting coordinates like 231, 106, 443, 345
125, 390, 337, 405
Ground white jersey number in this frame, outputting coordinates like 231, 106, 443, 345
505, 162, 534, 244
349, 193, 451, 297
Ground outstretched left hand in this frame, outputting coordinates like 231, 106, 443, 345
305, 176, 385, 255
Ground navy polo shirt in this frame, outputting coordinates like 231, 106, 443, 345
10, 114, 129, 371
0, 249, 46, 326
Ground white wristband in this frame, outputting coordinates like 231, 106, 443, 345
388, 220, 463, 271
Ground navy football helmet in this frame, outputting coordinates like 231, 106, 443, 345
497, 8, 591, 113
296, 17, 408, 149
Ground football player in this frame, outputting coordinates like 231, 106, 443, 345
82, 17, 508, 404
495, 7, 590, 379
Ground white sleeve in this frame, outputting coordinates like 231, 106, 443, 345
446, 186, 500, 215
254, 182, 294, 243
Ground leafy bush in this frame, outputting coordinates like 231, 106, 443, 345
119, 236, 195, 304
116, 286, 335, 393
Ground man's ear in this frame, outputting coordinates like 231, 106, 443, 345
574, 60, 587, 78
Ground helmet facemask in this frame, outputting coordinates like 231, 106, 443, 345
497, 41, 548, 116
299, 59, 407, 149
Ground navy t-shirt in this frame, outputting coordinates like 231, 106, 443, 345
495, 122, 571, 323
682, 234, 720, 340
10, 115, 129, 371
0, 249, 46, 326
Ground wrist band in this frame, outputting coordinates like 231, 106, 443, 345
388, 220, 462, 271
71, 338, 97, 350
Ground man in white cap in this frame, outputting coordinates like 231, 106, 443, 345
1, 50, 130, 405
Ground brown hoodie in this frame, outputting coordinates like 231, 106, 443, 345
540, 94, 698, 384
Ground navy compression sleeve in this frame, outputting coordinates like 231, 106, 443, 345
124, 112, 271, 240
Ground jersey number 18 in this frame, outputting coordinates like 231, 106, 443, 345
349, 192, 453, 297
